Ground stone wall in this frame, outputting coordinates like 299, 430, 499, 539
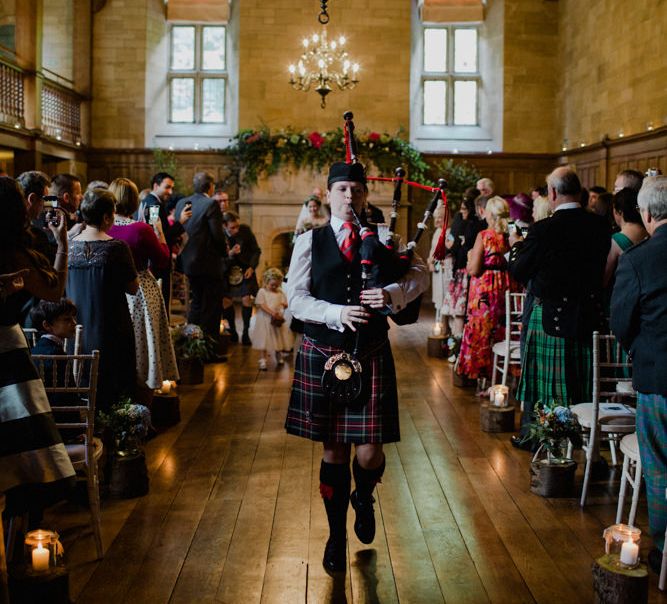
556, 0, 667, 151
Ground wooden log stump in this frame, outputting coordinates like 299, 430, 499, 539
480, 403, 515, 433
530, 459, 577, 497
110, 451, 149, 499
427, 335, 446, 358
151, 393, 181, 428
8, 564, 69, 604
592, 554, 648, 604
177, 358, 204, 385
218, 332, 230, 356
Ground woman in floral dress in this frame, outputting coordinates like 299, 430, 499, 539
456, 196, 512, 386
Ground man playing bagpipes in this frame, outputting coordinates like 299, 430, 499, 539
284, 132, 430, 574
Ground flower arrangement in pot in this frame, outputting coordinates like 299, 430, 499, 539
526, 399, 583, 463
98, 397, 152, 456
171, 323, 215, 384
525, 400, 583, 497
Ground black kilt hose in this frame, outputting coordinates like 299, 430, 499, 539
286, 336, 400, 443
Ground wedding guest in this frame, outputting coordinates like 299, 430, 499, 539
611, 176, 667, 575
67, 188, 139, 412
108, 178, 180, 394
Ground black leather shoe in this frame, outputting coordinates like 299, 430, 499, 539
228, 331, 238, 343
350, 490, 376, 544
323, 537, 346, 574
242, 332, 251, 346
648, 548, 663, 574
510, 435, 533, 451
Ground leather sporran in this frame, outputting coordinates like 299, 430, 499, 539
321, 352, 363, 407
228, 265, 244, 286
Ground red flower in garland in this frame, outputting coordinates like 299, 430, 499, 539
245, 132, 261, 144
308, 131, 324, 149
368, 131, 381, 142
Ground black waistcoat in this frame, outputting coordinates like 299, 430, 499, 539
304, 225, 389, 349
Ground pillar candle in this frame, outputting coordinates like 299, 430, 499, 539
620, 540, 639, 566
32, 543, 50, 571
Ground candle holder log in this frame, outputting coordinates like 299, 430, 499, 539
529, 459, 577, 498
151, 392, 181, 428
592, 554, 648, 604
427, 335, 446, 358
480, 403, 515, 432
8, 564, 69, 604
110, 450, 149, 499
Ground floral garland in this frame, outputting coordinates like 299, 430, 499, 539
230, 127, 431, 186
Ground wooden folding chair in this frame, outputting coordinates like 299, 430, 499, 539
569, 332, 636, 507
491, 291, 525, 386
32, 351, 104, 559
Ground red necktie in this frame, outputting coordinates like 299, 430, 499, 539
340, 221, 358, 262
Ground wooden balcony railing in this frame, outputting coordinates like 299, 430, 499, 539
0, 60, 25, 128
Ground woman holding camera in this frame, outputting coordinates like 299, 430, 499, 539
456, 196, 512, 389
108, 178, 179, 400
67, 188, 139, 412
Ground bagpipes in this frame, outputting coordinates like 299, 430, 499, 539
343, 111, 448, 324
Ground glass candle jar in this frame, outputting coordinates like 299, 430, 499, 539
24, 529, 63, 572
489, 384, 509, 407
603, 524, 641, 569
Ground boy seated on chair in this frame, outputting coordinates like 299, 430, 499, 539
29, 298, 81, 440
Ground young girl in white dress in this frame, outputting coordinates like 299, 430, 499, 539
249, 268, 293, 370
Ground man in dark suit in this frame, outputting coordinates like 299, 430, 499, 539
175, 172, 228, 361
509, 166, 610, 448
611, 176, 667, 573
141, 172, 192, 309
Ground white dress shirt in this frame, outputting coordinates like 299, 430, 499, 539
286, 215, 429, 332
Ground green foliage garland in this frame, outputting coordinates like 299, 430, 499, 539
230, 127, 431, 186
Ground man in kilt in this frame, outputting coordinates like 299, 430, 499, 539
611, 176, 667, 574
285, 161, 428, 573
508, 167, 610, 449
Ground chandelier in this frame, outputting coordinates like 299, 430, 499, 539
288, 1, 360, 108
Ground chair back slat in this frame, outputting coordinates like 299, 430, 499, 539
32, 351, 101, 463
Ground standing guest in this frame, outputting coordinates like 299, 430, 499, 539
509, 167, 610, 449
531, 185, 547, 200
249, 267, 292, 370
427, 206, 447, 329
222, 210, 261, 345
509, 192, 533, 231
611, 176, 667, 575
603, 188, 647, 288
86, 180, 108, 191
175, 172, 229, 360
50, 173, 83, 229
0, 176, 75, 528
139, 172, 192, 309
532, 195, 551, 222
614, 169, 644, 193
285, 161, 428, 574
456, 196, 512, 389
475, 194, 489, 229
108, 178, 179, 395
213, 184, 232, 213
442, 195, 480, 358
295, 195, 329, 235
476, 177, 495, 198
588, 185, 608, 213
67, 188, 139, 412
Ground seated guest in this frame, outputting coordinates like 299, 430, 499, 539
108, 177, 179, 396
509, 167, 610, 450
456, 196, 512, 390
67, 188, 139, 412
611, 176, 667, 575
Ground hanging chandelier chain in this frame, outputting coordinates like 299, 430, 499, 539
318, 0, 330, 25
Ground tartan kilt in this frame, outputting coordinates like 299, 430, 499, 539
517, 303, 592, 406
285, 336, 400, 444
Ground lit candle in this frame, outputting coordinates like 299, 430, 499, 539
620, 540, 639, 566
161, 380, 172, 394
32, 543, 50, 572
494, 392, 506, 407
433, 323, 442, 337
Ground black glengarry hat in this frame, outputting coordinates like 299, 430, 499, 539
327, 162, 366, 186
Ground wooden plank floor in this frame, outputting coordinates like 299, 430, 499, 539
46, 314, 667, 603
